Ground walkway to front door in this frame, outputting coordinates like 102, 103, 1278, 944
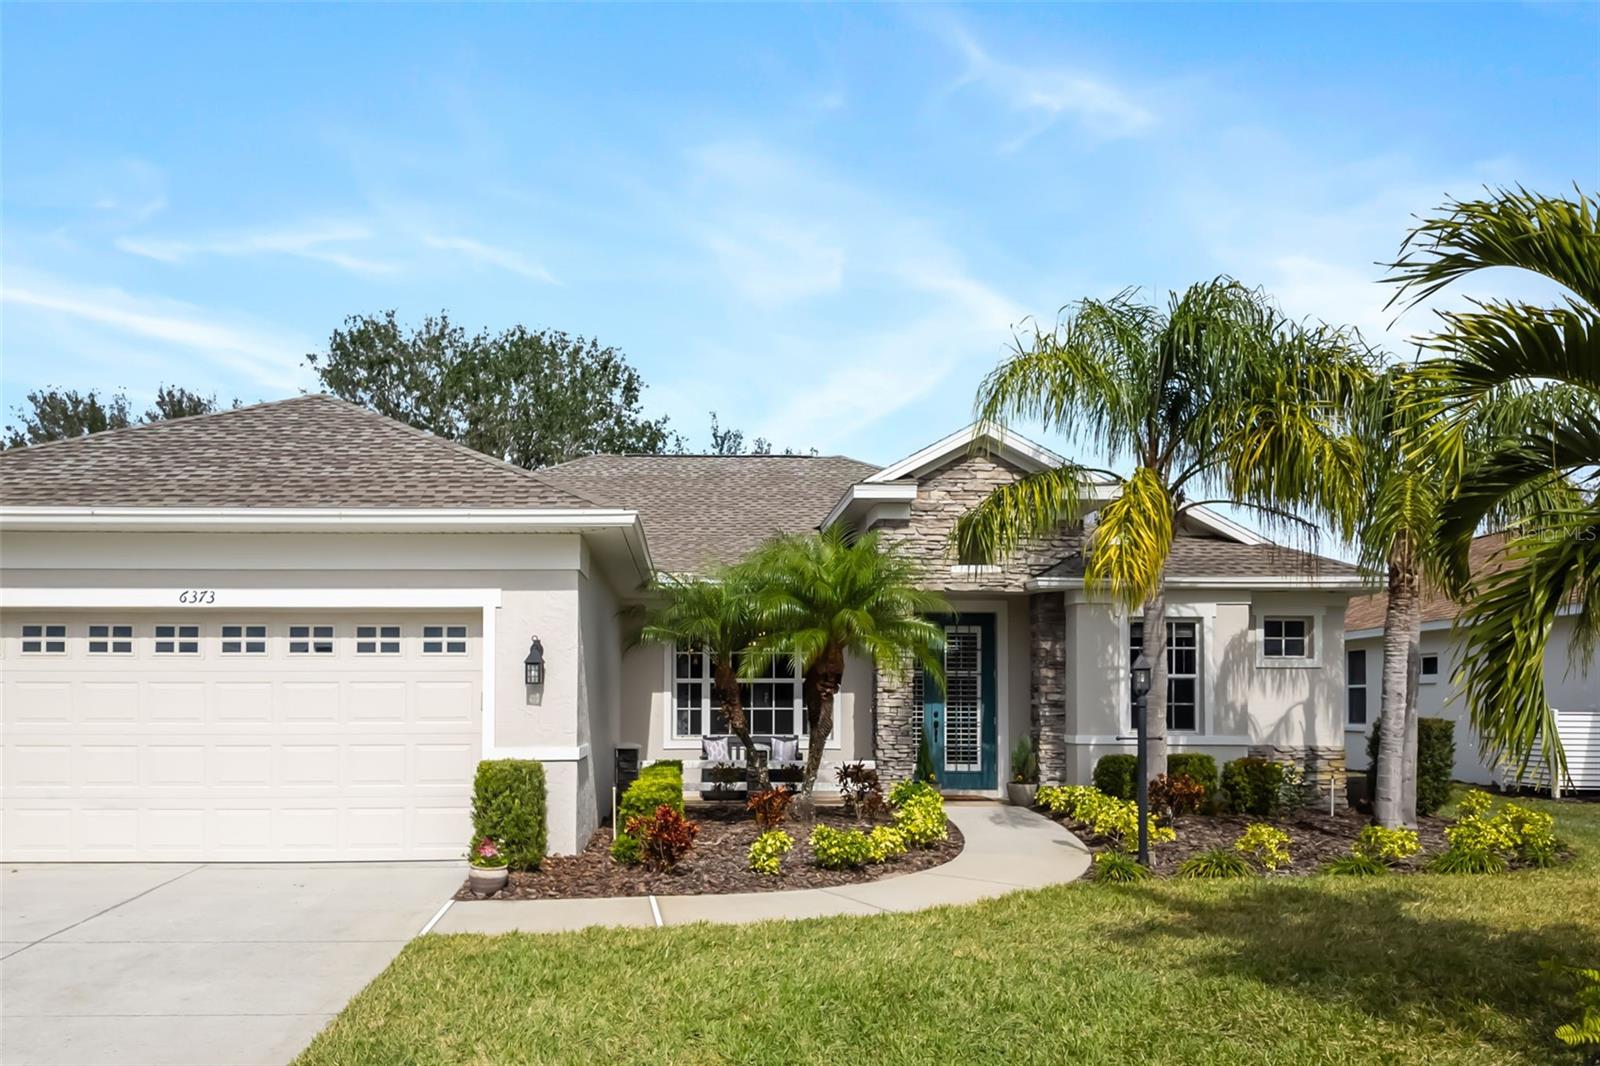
922, 612, 997, 790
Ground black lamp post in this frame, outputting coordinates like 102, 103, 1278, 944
523, 637, 545, 686
1130, 651, 1153, 866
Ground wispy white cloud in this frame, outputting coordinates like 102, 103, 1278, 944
115, 221, 400, 277
421, 234, 557, 284
1, 271, 311, 392
932, 17, 1154, 148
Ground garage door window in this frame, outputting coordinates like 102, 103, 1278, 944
88, 624, 134, 655
357, 624, 402, 655
422, 624, 467, 655
21, 624, 67, 654
221, 624, 268, 655
155, 624, 200, 655
289, 624, 335, 655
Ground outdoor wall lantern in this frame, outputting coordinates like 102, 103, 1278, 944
523, 637, 545, 686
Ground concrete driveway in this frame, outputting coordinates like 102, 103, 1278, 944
1, 862, 463, 1066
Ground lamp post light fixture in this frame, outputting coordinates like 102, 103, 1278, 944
523, 637, 545, 687
1130, 651, 1153, 866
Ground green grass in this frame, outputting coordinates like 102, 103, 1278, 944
297, 794, 1600, 1065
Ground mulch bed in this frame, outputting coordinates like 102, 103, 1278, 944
1046, 805, 1456, 877
457, 804, 964, 900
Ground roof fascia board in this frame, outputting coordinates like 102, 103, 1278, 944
1028, 573, 1371, 592
822, 481, 918, 530
864, 422, 1078, 484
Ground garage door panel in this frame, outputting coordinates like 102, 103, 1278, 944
3, 611, 482, 861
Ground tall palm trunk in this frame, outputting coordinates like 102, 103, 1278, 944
1375, 536, 1422, 828
1140, 579, 1169, 784
794, 647, 845, 821
712, 659, 765, 793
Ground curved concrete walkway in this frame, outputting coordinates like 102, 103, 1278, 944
432, 801, 1090, 935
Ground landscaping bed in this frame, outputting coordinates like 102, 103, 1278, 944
1137, 807, 1450, 876
457, 803, 963, 900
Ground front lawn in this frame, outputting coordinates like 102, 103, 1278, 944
297, 793, 1600, 1065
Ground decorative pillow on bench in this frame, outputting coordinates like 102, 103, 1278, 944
769, 736, 800, 765
702, 736, 732, 763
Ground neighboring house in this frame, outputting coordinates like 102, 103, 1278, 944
1343, 533, 1599, 789
0, 397, 1365, 863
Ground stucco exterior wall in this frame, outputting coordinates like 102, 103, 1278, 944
1344, 614, 1598, 785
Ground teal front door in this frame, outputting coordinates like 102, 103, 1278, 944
922, 613, 997, 791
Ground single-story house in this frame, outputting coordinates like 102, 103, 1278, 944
1, 395, 1367, 862
1343, 533, 1599, 790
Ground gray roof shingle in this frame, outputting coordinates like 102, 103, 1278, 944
539, 453, 879, 572
0, 394, 596, 509
1037, 536, 1361, 580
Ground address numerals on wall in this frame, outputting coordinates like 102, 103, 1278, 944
176, 589, 217, 605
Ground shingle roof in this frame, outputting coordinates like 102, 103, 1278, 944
0, 394, 596, 509
1344, 533, 1513, 631
539, 453, 880, 572
1038, 535, 1361, 581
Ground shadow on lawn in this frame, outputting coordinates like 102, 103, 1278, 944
1109, 878, 1597, 1052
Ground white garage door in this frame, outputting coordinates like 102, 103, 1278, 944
2, 610, 481, 861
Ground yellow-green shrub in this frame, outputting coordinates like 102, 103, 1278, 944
1037, 784, 1173, 852
747, 829, 794, 875
1353, 825, 1421, 864
1443, 791, 1560, 869
893, 790, 949, 847
866, 826, 908, 863
809, 825, 872, 869
1235, 823, 1292, 870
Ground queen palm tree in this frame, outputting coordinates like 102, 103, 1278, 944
1386, 187, 1600, 786
954, 278, 1372, 782
637, 572, 769, 789
742, 526, 950, 815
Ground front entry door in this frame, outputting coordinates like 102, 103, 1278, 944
922, 613, 997, 791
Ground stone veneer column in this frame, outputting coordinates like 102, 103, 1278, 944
1249, 744, 1350, 809
1030, 593, 1068, 783
873, 658, 919, 780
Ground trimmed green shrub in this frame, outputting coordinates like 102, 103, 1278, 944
809, 825, 873, 869
620, 763, 685, 826
1221, 757, 1285, 816
1366, 716, 1455, 816
1092, 851, 1150, 883
1322, 853, 1387, 876
470, 759, 548, 871
1177, 848, 1254, 879
1167, 753, 1218, 797
609, 831, 642, 866
1093, 754, 1138, 800
888, 777, 936, 809
747, 830, 794, 875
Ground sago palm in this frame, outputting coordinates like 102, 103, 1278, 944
1386, 187, 1600, 787
741, 526, 950, 812
954, 277, 1371, 781
637, 572, 769, 788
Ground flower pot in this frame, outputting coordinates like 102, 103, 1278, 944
468, 865, 508, 895
1007, 782, 1039, 807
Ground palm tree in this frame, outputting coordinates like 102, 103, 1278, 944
637, 572, 769, 789
742, 526, 950, 814
1386, 188, 1600, 786
954, 278, 1372, 782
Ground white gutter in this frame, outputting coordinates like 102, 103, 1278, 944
1027, 573, 1372, 592
821, 482, 918, 530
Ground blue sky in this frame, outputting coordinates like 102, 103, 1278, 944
3, 3, 1596, 466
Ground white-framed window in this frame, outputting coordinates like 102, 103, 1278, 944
21, 623, 67, 655
1420, 653, 1440, 683
220, 624, 268, 655
1347, 649, 1368, 727
1129, 620, 1200, 732
421, 624, 467, 655
289, 624, 335, 655
1262, 616, 1313, 659
154, 624, 200, 655
672, 648, 804, 739
88, 623, 134, 655
356, 624, 402, 655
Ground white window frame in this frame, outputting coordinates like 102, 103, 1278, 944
1420, 653, 1440, 684
220, 623, 268, 655
87, 623, 135, 656
1346, 648, 1368, 730
356, 623, 403, 656
1129, 619, 1201, 734
667, 645, 829, 747
154, 623, 201, 656
1259, 615, 1317, 666
421, 623, 467, 656
21, 623, 68, 655
289, 623, 335, 656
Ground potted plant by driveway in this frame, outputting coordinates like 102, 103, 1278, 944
467, 836, 509, 895
1008, 737, 1040, 807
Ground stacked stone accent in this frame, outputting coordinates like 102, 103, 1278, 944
869, 452, 1082, 592
1029, 593, 1068, 783
1248, 744, 1350, 809
873, 658, 920, 781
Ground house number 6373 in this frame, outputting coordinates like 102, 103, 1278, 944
177, 589, 216, 605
